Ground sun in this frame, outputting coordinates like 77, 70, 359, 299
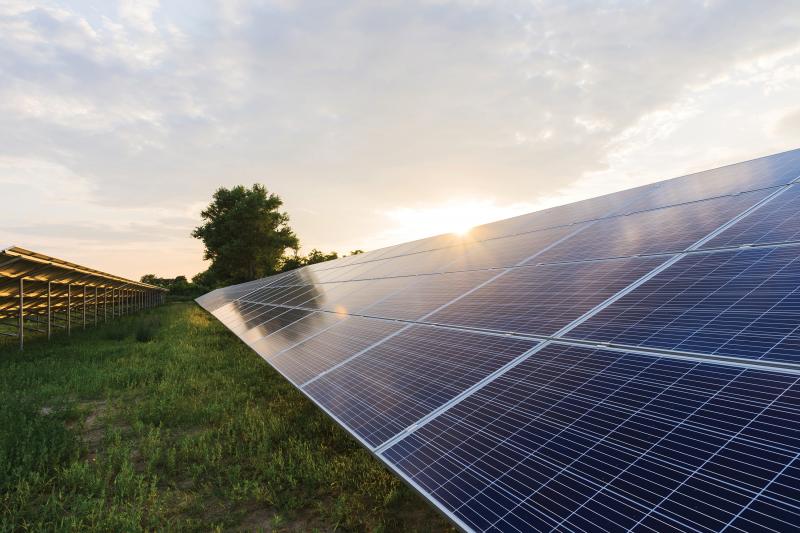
448, 220, 475, 236
381, 199, 532, 245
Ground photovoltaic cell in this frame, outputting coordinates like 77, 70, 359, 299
270, 316, 406, 385
535, 189, 771, 264
443, 224, 581, 272
468, 188, 639, 241
309, 277, 418, 314
360, 269, 497, 321
303, 326, 538, 447
426, 256, 666, 336
383, 343, 800, 533
196, 277, 267, 312
249, 311, 345, 358
238, 307, 310, 342
569, 246, 800, 363
244, 284, 304, 306
345, 247, 460, 280
229, 304, 284, 334
619, 148, 800, 213
702, 184, 800, 249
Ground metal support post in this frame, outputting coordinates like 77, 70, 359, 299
83, 285, 87, 329
47, 281, 52, 340
67, 284, 72, 336
94, 286, 98, 326
18, 278, 24, 351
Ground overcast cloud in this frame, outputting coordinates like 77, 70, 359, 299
1, 0, 799, 278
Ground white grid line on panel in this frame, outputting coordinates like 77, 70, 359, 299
374, 341, 552, 454
718, 451, 800, 532
626, 378, 798, 531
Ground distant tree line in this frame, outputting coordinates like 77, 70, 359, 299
139, 275, 204, 298
142, 184, 364, 294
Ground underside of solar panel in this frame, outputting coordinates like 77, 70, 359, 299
197, 148, 800, 532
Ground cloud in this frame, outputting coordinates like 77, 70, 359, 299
776, 108, 800, 137
1, 0, 799, 276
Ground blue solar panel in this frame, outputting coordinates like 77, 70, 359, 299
360, 270, 497, 321
244, 277, 419, 314
443, 224, 582, 272
702, 184, 800, 249
382, 343, 800, 533
271, 316, 406, 385
248, 311, 344, 356
238, 307, 310, 342
306, 277, 419, 314
469, 201, 614, 243
535, 189, 771, 263
231, 304, 285, 334
303, 326, 538, 447
426, 256, 667, 336
619, 148, 800, 213
197, 148, 800, 532
569, 246, 800, 363
319, 248, 452, 281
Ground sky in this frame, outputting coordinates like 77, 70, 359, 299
1, 0, 799, 280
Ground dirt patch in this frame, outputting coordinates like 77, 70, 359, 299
235, 505, 325, 533
236, 507, 273, 532
73, 400, 109, 462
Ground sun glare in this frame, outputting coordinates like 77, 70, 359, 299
378, 200, 537, 246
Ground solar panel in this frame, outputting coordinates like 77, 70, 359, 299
359, 270, 497, 321
271, 316, 406, 385
569, 246, 800, 364
425, 256, 667, 336
249, 311, 344, 357
197, 148, 800, 532
702, 184, 800, 249
534, 189, 771, 263
619, 148, 800, 212
303, 326, 538, 447
382, 343, 800, 532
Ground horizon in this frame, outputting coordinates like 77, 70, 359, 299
5, 145, 800, 283
2, 1, 799, 279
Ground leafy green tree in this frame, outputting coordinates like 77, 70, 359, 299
304, 249, 339, 265
278, 249, 340, 272
192, 185, 299, 285
349, 249, 365, 256
278, 252, 305, 272
140, 275, 204, 298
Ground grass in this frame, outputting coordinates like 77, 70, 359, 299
0, 302, 454, 532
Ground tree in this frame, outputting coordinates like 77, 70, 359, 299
277, 248, 340, 273
140, 274, 203, 298
304, 249, 339, 265
192, 184, 299, 285
349, 249, 365, 256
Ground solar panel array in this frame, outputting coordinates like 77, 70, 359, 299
197, 148, 800, 532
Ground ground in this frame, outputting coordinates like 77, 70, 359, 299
0, 302, 454, 532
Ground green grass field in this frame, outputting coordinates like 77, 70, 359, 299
0, 302, 453, 532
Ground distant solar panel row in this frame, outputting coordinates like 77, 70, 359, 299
198, 148, 800, 532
